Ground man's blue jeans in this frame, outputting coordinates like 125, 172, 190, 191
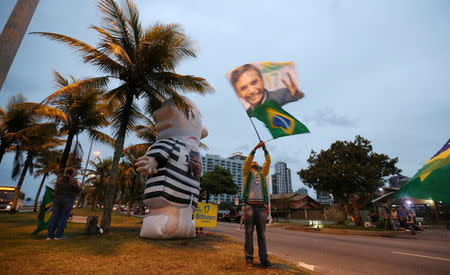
47, 197, 74, 238
244, 204, 268, 262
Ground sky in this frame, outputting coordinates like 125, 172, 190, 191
1, 0, 449, 202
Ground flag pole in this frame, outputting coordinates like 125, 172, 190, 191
247, 115, 262, 141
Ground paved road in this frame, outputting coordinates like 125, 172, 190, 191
208, 222, 450, 275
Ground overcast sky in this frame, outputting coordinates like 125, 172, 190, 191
1, 0, 449, 201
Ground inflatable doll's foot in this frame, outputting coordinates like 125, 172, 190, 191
139, 207, 195, 239
140, 215, 169, 239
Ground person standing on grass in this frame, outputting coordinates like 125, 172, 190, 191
196, 190, 207, 236
242, 141, 271, 268
47, 167, 81, 240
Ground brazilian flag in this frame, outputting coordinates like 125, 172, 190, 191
395, 139, 450, 203
31, 186, 54, 235
249, 100, 309, 139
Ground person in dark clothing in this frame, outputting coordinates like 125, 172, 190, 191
406, 210, 416, 235
47, 167, 81, 240
369, 209, 379, 225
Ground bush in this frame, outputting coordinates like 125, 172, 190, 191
324, 207, 346, 226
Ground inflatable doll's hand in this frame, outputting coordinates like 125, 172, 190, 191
135, 156, 158, 177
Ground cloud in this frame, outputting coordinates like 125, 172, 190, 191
304, 106, 356, 127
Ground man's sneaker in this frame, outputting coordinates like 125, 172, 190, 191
246, 259, 253, 269
260, 259, 272, 267
46, 237, 53, 240
55, 236, 67, 240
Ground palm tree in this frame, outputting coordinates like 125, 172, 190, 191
0, 95, 66, 164
1, 95, 66, 214
33, 149, 61, 212
33, 149, 82, 212
44, 71, 114, 174
85, 157, 112, 210
117, 147, 146, 216
10, 120, 64, 213
33, 0, 214, 231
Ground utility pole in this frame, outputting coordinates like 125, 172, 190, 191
0, 0, 40, 91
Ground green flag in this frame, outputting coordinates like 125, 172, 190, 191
31, 186, 54, 236
395, 139, 450, 203
248, 100, 309, 139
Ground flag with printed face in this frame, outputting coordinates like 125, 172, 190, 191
227, 61, 309, 139
31, 186, 54, 235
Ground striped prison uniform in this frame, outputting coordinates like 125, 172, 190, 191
143, 137, 201, 208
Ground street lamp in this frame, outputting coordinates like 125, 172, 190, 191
93, 151, 100, 160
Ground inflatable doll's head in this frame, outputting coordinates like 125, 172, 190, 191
154, 97, 208, 142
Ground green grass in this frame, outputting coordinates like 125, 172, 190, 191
0, 209, 311, 274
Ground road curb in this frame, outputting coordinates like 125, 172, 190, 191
283, 226, 414, 238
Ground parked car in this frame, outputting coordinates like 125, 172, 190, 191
229, 208, 242, 223
134, 204, 146, 215
217, 210, 230, 222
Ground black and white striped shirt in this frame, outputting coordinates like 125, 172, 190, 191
143, 138, 201, 208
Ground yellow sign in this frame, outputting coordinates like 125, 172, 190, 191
194, 202, 217, 228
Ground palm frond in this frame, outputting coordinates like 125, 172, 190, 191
31, 32, 123, 74
122, 143, 149, 158
42, 76, 109, 105
97, 0, 134, 53
125, 0, 142, 46
89, 129, 116, 147
18, 103, 68, 123
153, 72, 214, 94
199, 142, 208, 150
52, 70, 69, 89
139, 23, 196, 71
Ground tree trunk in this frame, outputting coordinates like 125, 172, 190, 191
10, 152, 32, 214
352, 200, 363, 226
0, 141, 10, 164
59, 131, 75, 174
101, 94, 133, 232
0, 0, 39, 90
33, 172, 47, 212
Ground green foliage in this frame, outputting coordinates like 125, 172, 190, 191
323, 207, 346, 226
200, 166, 237, 201
298, 135, 400, 225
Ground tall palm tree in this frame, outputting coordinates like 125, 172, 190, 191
44, 71, 114, 174
33, 0, 214, 231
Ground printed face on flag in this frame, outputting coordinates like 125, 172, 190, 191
227, 61, 302, 111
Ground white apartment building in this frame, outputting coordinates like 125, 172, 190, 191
201, 153, 245, 203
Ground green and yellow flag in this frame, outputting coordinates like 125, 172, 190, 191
395, 139, 450, 203
31, 186, 54, 235
249, 100, 309, 138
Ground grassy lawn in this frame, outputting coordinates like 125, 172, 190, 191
0, 208, 310, 274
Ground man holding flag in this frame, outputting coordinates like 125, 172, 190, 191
242, 141, 271, 268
